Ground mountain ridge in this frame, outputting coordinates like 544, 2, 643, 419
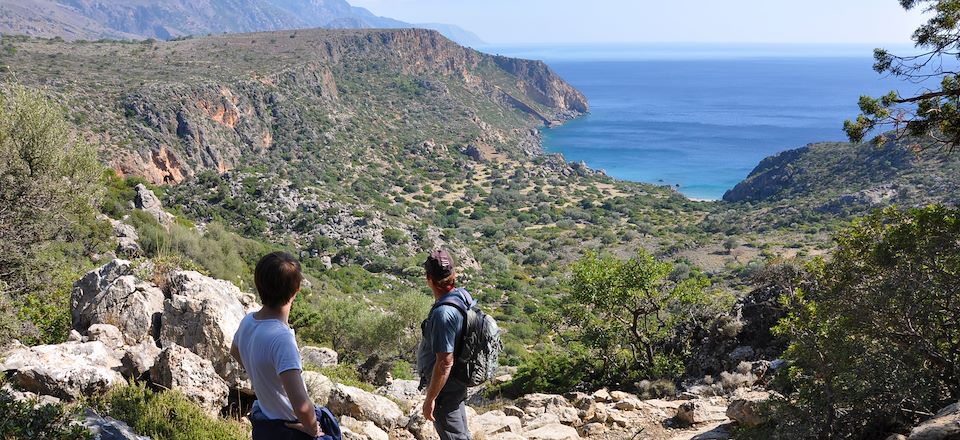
0, 0, 484, 46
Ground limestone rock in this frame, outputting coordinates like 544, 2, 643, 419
473, 410, 522, 436
0, 341, 125, 400
590, 389, 611, 403
109, 219, 143, 258
406, 408, 440, 440
149, 345, 228, 416
160, 270, 254, 392
524, 413, 561, 431
328, 383, 406, 430
726, 391, 770, 428
134, 184, 174, 227
85, 408, 150, 440
341, 415, 390, 440
909, 402, 960, 440
608, 391, 634, 402
581, 423, 607, 437
516, 393, 572, 416
504, 405, 526, 418
301, 345, 339, 368
88, 324, 125, 349
523, 423, 580, 440
376, 379, 421, 407
120, 337, 161, 379
71, 259, 164, 345
303, 371, 335, 406
677, 400, 728, 426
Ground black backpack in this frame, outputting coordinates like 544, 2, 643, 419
431, 295, 503, 387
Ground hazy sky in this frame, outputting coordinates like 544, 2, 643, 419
349, 0, 929, 44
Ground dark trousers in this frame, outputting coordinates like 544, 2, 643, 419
432, 387, 470, 440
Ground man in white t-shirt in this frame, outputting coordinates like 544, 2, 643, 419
231, 251, 323, 439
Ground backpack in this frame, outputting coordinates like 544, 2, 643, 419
432, 295, 503, 387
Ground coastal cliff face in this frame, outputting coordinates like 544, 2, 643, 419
1, 29, 586, 184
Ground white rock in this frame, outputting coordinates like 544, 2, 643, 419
328, 383, 406, 430
119, 337, 161, 379
726, 391, 770, 428
473, 410, 522, 436
524, 413, 561, 431
134, 184, 174, 227
301, 346, 339, 368
88, 324, 126, 349
149, 345, 228, 416
516, 393, 572, 416
341, 415, 390, 440
0, 341, 124, 400
677, 400, 728, 425
71, 260, 164, 346
160, 270, 256, 392
303, 371, 335, 406
524, 423, 580, 440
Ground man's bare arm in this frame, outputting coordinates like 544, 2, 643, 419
230, 343, 243, 369
422, 352, 455, 421
280, 369, 322, 437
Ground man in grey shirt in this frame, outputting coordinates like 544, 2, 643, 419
417, 249, 475, 440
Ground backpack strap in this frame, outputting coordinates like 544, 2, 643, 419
430, 294, 470, 361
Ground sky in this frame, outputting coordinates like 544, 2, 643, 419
349, 0, 929, 45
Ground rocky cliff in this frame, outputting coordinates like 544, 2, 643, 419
1, 29, 587, 185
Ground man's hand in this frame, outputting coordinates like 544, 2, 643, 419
285, 421, 323, 437
422, 398, 436, 422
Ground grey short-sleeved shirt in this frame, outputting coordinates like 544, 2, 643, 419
417, 288, 474, 390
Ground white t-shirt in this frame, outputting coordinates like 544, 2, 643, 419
233, 312, 303, 421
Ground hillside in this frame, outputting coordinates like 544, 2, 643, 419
0, 0, 483, 45
718, 140, 960, 232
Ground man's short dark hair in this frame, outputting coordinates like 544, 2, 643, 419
255, 251, 304, 308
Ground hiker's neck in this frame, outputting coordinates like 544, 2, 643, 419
432, 285, 456, 300
256, 302, 292, 324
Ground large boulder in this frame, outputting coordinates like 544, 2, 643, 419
159, 270, 256, 392
149, 345, 229, 416
301, 346, 339, 368
71, 260, 164, 345
523, 424, 581, 440
108, 219, 143, 258
328, 383, 406, 431
406, 407, 440, 440
0, 341, 125, 400
726, 391, 770, 428
909, 402, 960, 440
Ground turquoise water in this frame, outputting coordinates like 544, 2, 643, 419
481, 44, 922, 200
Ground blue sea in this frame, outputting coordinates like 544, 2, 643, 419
479, 43, 923, 200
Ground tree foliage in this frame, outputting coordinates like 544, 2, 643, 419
761, 205, 960, 439
559, 251, 712, 386
0, 83, 108, 345
846, 0, 960, 149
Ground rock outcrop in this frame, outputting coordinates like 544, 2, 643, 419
159, 270, 257, 392
0, 341, 125, 400
301, 345, 339, 369
134, 184, 174, 226
71, 259, 164, 346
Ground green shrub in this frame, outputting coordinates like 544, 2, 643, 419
97, 383, 246, 440
756, 206, 960, 439
0, 386, 90, 439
